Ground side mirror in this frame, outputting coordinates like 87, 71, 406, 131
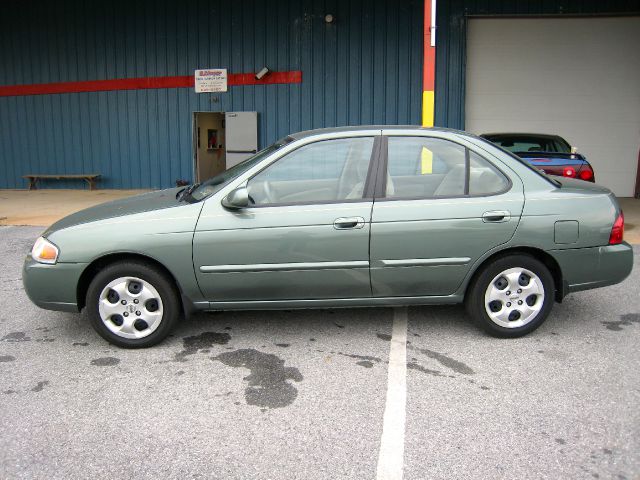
222, 186, 249, 209
571, 146, 578, 154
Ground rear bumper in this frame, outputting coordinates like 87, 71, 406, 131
549, 242, 634, 296
22, 256, 87, 313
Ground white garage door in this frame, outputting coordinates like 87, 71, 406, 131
465, 17, 640, 196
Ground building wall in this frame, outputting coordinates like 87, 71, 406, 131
0, 0, 423, 189
434, 0, 640, 129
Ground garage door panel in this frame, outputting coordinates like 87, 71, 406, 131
467, 73, 634, 97
466, 17, 640, 197
468, 70, 638, 96
468, 94, 639, 122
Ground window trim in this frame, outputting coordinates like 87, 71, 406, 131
375, 135, 512, 202
372, 136, 388, 198
464, 147, 470, 195
244, 135, 381, 208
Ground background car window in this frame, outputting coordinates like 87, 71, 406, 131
386, 137, 466, 198
247, 137, 374, 205
469, 151, 509, 195
486, 135, 570, 153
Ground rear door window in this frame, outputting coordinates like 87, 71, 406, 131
385, 137, 509, 198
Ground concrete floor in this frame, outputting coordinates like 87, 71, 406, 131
1, 189, 639, 244
618, 198, 640, 244
0, 189, 148, 226
1, 226, 639, 479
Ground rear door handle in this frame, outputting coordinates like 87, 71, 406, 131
482, 210, 511, 223
334, 217, 365, 230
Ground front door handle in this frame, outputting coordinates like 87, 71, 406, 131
334, 216, 365, 230
482, 210, 511, 223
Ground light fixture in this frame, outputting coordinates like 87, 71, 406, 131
255, 67, 271, 80
325, 14, 334, 23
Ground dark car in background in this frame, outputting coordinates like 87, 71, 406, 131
481, 133, 595, 182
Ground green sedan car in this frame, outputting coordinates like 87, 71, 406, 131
23, 126, 633, 348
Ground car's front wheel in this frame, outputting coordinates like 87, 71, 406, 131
86, 261, 180, 348
466, 254, 555, 338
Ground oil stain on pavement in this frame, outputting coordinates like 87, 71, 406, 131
175, 331, 231, 361
90, 357, 120, 366
356, 360, 374, 368
0, 355, 16, 362
31, 380, 49, 392
1, 332, 31, 342
406, 362, 447, 377
408, 345, 475, 375
375, 327, 475, 375
602, 313, 640, 331
212, 349, 303, 409
335, 352, 382, 363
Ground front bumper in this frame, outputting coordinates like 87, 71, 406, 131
22, 256, 88, 313
549, 242, 634, 295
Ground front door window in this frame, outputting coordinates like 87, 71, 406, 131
247, 137, 375, 205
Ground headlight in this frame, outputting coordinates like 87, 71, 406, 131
31, 237, 59, 264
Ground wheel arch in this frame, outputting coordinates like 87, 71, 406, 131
464, 246, 565, 303
76, 252, 185, 312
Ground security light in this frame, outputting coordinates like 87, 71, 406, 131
255, 67, 271, 80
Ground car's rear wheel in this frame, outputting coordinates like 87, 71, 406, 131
466, 254, 555, 338
86, 261, 180, 348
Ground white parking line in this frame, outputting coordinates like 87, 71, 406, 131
376, 307, 408, 480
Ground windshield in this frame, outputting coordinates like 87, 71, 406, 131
483, 135, 571, 154
187, 138, 293, 201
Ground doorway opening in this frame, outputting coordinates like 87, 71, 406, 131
193, 112, 226, 183
192, 111, 258, 183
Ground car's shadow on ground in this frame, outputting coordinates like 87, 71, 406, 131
44, 289, 623, 351
172, 306, 396, 342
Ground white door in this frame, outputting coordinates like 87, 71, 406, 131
465, 17, 640, 196
225, 111, 258, 168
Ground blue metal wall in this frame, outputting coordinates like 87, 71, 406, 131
0, 0, 424, 189
435, 0, 640, 129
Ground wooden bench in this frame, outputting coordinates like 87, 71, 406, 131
23, 174, 101, 191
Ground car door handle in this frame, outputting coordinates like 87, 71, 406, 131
482, 210, 511, 223
333, 217, 365, 230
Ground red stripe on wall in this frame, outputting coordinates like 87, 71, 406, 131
0, 71, 302, 97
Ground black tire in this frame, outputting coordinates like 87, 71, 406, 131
465, 254, 555, 338
85, 260, 180, 348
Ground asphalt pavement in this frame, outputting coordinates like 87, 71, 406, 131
1, 226, 638, 480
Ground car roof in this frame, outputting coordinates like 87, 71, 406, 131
287, 125, 465, 140
480, 132, 563, 139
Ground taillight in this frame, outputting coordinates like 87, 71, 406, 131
609, 211, 624, 245
562, 167, 576, 178
578, 166, 594, 182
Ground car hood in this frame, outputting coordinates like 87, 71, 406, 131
44, 187, 187, 236
554, 177, 611, 194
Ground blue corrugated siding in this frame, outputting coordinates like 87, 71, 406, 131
0, 0, 423, 189
435, 0, 640, 129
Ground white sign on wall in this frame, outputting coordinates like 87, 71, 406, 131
194, 69, 228, 93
